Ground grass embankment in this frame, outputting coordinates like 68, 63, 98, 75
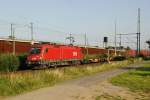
0, 59, 142, 97
110, 62, 150, 98
95, 93, 123, 100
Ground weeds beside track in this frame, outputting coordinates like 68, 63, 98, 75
110, 62, 150, 99
0, 58, 143, 97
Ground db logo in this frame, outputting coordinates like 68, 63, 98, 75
73, 52, 77, 56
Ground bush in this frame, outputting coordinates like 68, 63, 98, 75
113, 56, 126, 61
136, 54, 145, 58
84, 54, 108, 60
143, 56, 150, 60
17, 54, 27, 70
127, 57, 134, 63
83, 55, 97, 63
97, 54, 108, 59
0, 54, 20, 72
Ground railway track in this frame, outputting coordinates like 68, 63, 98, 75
0, 62, 109, 75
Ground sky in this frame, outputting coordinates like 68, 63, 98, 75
0, 0, 149, 49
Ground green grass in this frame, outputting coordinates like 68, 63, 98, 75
0, 54, 20, 72
110, 62, 150, 93
0, 70, 64, 96
0, 59, 143, 97
95, 93, 124, 100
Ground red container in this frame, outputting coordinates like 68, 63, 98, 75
81, 47, 108, 55
126, 50, 136, 57
140, 50, 150, 57
0, 39, 39, 54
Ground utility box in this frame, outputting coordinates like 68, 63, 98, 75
104, 37, 108, 43
103, 37, 108, 48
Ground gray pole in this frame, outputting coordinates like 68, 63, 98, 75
119, 34, 121, 48
10, 23, 13, 39
84, 33, 88, 55
114, 20, 117, 56
107, 49, 110, 63
137, 33, 139, 55
30, 22, 33, 41
138, 8, 141, 55
84, 33, 87, 47
12, 26, 15, 55
69, 33, 71, 45
86, 37, 89, 55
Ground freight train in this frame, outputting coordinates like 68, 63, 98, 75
26, 43, 150, 68
26, 43, 125, 68
0, 38, 149, 68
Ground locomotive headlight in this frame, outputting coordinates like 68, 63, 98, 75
39, 57, 42, 60
32, 57, 36, 60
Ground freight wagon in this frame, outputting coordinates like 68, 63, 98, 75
0, 38, 39, 54
126, 49, 150, 57
81, 46, 126, 62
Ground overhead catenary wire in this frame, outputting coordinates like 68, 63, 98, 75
0, 20, 89, 46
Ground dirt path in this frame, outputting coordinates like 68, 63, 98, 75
3, 62, 149, 100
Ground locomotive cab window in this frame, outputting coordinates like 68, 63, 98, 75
45, 48, 48, 53
30, 48, 41, 54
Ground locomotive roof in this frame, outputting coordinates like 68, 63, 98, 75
32, 43, 80, 48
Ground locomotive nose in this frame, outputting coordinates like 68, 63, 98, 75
27, 55, 41, 61
27, 54, 42, 66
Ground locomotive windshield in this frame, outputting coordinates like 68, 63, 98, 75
30, 48, 41, 54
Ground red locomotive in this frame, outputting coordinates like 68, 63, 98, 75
27, 44, 84, 67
